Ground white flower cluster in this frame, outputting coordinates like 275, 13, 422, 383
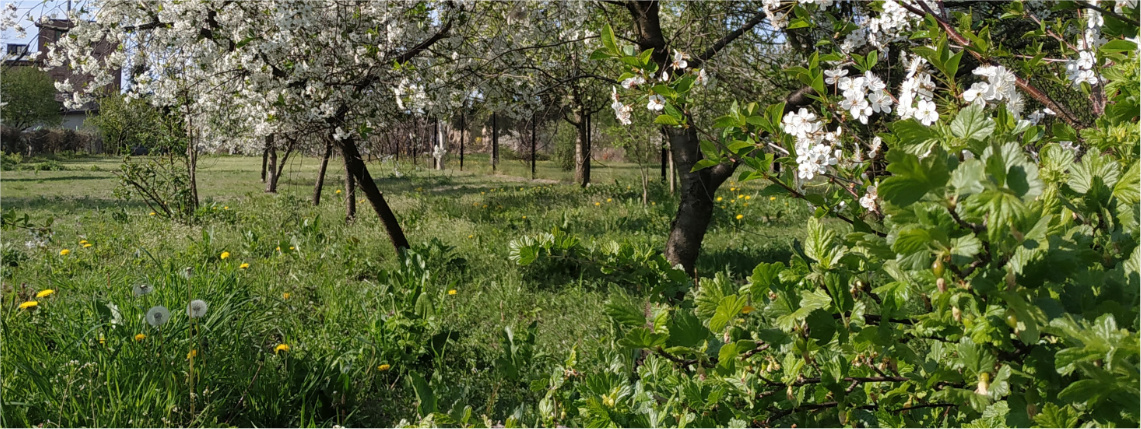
846, 0, 922, 52
610, 87, 633, 125
1067, 5, 1108, 88
782, 108, 842, 180
895, 54, 940, 126
832, 70, 892, 124
963, 65, 1024, 117
761, 0, 790, 28
859, 185, 878, 211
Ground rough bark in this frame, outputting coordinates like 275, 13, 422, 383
313, 139, 333, 206
575, 110, 592, 187
338, 136, 410, 251
530, 116, 537, 180
663, 125, 735, 275
459, 113, 465, 171
491, 112, 499, 171
625, 0, 742, 274
264, 134, 278, 193
261, 144, 269, 183
344, 165, 357, 222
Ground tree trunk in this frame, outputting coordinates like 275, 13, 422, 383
265, 134, 279, 193
531, 116, 537, 180
313, 139, 333, 206
339, 136, 410, 251
261, 144, 269, 183
186, 129, 199, 212
491, 112, 499, 172
575, 110, 592, 187
344, 160, 357, 221
667, 143, 676, 195
435, 118, 445, 171
459, 113, 465, 171
663, 126, 735, 275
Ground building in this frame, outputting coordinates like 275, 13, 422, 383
35, 18, 123, 130
2, 19, 122, 130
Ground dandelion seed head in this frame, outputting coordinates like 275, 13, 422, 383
146, 306, 170, 327
187, 300, 208, 318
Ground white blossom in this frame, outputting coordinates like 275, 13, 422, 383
647, 94, 666, 111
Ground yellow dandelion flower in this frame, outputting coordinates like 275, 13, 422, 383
99, 334, 105, 345
220, 251, 231, 259
741, 305, 755, 314
481, 191, 485, 195
738, 194, 744, 199
239, 263, 250, 269
522, 216, 527, 219
187, 349, 198, 359
448, 289, 457, 295
83, 243, 92, 248
282, 292, 290, 299
224, 206, 229, 210
79, 240, 88, 245
134, 333, 146, 342
651, 202, 656, 205
274, 344, 290, 354
594, 202, 601, 206
744, 196, 751, 200
716, 197, 723, 202
35, 289, 54, 298
149, 211, 156, 216
744, 203, 749, 207
276, 246, 281, 251
770, 196, 777, 201
607, 198, 612, 202
289, 246, 295, 250
60, 249, 71, 256
468, 234, 474, 239
735, 214, 744, 220
335, 189, 342, 194
482, 205, 488, 208
378, 364, 392, 372
730, 187, 736, 192
18, 301, 38, 310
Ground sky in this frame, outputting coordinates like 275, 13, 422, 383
2, 1, 89, 56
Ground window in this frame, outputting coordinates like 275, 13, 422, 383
6, 44, 27, 56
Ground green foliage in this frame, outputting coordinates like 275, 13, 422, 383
0, 66, 62, 131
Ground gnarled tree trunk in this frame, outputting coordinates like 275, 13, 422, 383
264, 134, 278, 193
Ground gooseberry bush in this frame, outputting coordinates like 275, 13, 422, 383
506, 1, 1140, 427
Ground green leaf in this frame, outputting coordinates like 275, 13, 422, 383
890, 119, 940, 156
600, 24, 618, 55
709, 295, 748, 333
1058, 379, 1104, 404
1033, 403, 1081, 428
408, 371, 438, 417
879, 150, 951, 207
951, 158, 987, 196
950, 103, 996, 141
654, 114, 681, 126
1068, 150, 1120, 194
621, 327, 668, 349
691, 159, 720, 172
1113, 161, 1139, 204
667, 310, 710, 348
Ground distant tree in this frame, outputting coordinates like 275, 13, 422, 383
87, 94, 163, 155
0, 66, 62, 131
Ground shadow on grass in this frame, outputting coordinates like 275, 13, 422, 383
0, 196, 151, 212
696, 245, 794, 277
3, 175, 111, 183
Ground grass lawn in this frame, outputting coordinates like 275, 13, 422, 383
0, 154, 810, 427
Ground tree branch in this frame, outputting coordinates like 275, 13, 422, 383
693, 10, 769, 67
898, 0, 1089, 129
